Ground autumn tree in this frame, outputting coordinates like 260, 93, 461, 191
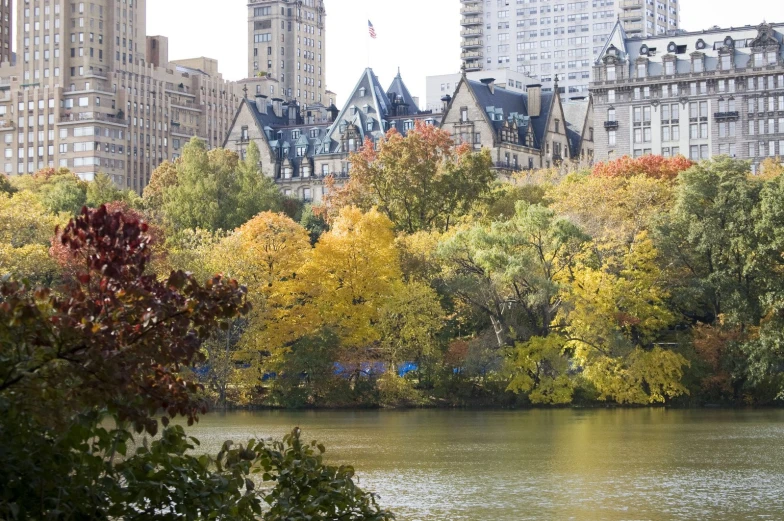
323, 122, 495, 233
0, 191, 64, 283
300, 207, 402, 350
591, 154, 694, 181
562, 234, 689, 404
0, 205, 394, 520
438, 202, 587, 349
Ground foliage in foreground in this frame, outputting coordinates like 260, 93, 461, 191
0, 205, 393, 520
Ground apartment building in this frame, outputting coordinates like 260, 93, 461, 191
459, 0, 679, 96
440, 73, 594, 172
0, 0, 12, 64
426, 68, 532, 111
224, 68, 434, 204
247, 0, 328, 105
0, 1, 241, 192
590, 21, 784, 171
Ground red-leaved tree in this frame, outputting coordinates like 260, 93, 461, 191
0, 205, 249, 434
592, 154, 694, 181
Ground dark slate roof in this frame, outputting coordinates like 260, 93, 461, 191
466, 79, 554, 149
561, 100, 590, 158
387, 69, 420, 113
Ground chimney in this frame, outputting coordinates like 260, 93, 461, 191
287, 101, 299, 125
480, 78, 496, 94
271, 97, 283, 118
441, 95, 452, 113
255, 94, 268, 114
527, 84, 542, 118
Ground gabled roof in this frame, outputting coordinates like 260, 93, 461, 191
387, 68, 419, 112
561, 99, 591, 158
595, 20, 629, 64
465, 78, 554, 149
324, 68, 390, 150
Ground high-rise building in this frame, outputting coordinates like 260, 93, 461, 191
590, 21, 784, 171
459, 0, 680, 95
0, 0, 12, 64
247, 0, 327, 104
0, 1, 241, 192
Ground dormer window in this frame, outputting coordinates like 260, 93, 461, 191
637, 62, 646, 78
296, 145, 307, 157
350, 106, 358, 115
404, 120, 414, 130
665, 60, 675, 75
693, 57, 704, 73
359, 87, 366, 97
292, 130, 300, 139
766, 51, 778, 66
367, 121, 373, 132
720, 54, 731, 70
606, 66, 616, 81
425, 118, 435, 126
310, 128, 319, 138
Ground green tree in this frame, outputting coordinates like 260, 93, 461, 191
235, 140, 283, 220
438, 202, 588, 349
162, 138, 281, 232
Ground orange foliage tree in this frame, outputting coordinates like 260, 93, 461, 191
319, 121, 494, 233
592, 155, 694, 181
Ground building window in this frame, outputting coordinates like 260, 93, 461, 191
608, 129, 616, 146
606, 66, 616, 81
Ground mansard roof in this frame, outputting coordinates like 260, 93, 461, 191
595, 21, 784, 71
387, 69, 420, 112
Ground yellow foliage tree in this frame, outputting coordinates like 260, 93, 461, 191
299, 207, 401, 351
550, 173, 673, 252
223, 212, 313, 354
562, 234, 689, 404
0, 191, 64, 282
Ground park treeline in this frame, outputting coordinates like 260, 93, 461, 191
4, 123, 784, 410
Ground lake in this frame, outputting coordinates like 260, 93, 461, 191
185, 409, 784, 520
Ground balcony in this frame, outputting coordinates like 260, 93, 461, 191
461, 16, 483, 26
0, 119, 13, 130
460, 28, 483, 37
461, 51, 483, 60
462, 38, 483, 49
714, 111, 740, 120
59, 112, 128, 125
620, 0, 643, 7
604, 121, 619, 129
464, 61, 482, 72
460, 4, 482, 15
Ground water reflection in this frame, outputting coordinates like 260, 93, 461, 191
184, 409, 784, 520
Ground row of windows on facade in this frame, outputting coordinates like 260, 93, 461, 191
603, 75, 784, 104
606, 51, 780, 81
253, 4, 322, 23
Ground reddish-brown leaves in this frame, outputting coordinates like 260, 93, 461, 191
1, 205, 249, 433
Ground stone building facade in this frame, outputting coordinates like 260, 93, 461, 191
590, 21, 784, 171
224, 68, 435, 204
247, 0, 328, 105
440, 72, 594, 173
459, 0, 679, 96
0, 0, 11, 64
0, 1, 241, 192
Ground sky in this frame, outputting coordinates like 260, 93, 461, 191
147, 0, 777, 108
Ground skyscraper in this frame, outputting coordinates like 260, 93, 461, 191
0, 0, 12, 64
247, 0, 328, 104
460, 0, 680, 95
0, 0, 241, 192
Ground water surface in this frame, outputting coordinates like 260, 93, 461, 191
185, 409, 784, 520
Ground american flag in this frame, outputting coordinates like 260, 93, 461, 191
368, 20, 377, 39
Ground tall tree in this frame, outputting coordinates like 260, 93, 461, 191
322, 122, 495, 233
